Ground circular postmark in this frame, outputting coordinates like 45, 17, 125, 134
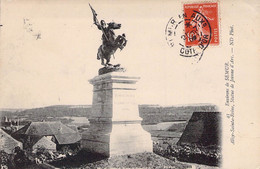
165, 11, 211, 62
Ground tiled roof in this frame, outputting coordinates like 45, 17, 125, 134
55, 132, 81, 145
13, 121, 81, 145
32, 136, 56, 150
0, 129, 23, 154
14, 121, 76, 135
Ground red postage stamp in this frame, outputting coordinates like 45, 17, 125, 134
183, 2, 219, 46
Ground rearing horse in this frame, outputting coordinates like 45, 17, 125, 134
97, 22, 127, 66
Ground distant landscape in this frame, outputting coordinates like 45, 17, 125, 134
0, 104, 218, 126
0, 105, 91, 125
0, 103, 219, 147
0, 104, 221, 167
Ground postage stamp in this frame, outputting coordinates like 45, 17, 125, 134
184, 2, 219, 46
165, 2, 219, 62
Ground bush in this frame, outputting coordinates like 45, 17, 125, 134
0, 150, 9, 168
153, 141, 221, 166
13, 146, 31, 167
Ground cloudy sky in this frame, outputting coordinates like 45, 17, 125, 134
0, 0, 237, 108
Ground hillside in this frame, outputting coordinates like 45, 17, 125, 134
0, 105, 91, 117
0, 105, 92, 125
0, 104, 218, 125
139, 104, 218, 124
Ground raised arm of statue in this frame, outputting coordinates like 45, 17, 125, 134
90, 4, 127, 67
96, 24, 102, 30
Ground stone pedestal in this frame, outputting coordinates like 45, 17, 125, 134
81, 72, 152, 157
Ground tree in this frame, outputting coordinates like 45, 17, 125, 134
13, 146, 30, 167
0, 150, 9, 168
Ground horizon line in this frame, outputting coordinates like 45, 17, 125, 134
0, 103, 217, 111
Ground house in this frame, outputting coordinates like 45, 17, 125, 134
0, 128, 23, 154
12, 121, 81, 151
32, 136, 56, 152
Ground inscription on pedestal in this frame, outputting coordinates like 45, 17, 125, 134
81, 72, 152, 157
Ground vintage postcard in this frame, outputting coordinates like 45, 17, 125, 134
0, 0, 259, 168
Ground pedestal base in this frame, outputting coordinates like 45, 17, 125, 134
81, 122, 152, 157
110, 122, 152, 156
81, 72, 153, 157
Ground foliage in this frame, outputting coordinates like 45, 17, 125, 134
13, 146, 31, 167
0, 150, 9, 167
59, 144, 80, 156
153, 141, 221, 166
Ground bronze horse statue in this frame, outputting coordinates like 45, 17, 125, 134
89, 5, 127, 66
96, 22, 127, 66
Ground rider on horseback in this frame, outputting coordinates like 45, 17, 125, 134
95, 20, 115, 47
90, 4, 127, 66
94, 19, 127, 65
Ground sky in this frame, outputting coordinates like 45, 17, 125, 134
0, 0, 227, 108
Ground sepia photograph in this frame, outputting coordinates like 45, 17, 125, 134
0, 0, 259, 168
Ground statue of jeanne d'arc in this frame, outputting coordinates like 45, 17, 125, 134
89, 4, 127, 66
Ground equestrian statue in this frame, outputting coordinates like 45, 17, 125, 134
89, 4, 127, 66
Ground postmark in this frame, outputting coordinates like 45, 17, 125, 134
165, 2, 219, 62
